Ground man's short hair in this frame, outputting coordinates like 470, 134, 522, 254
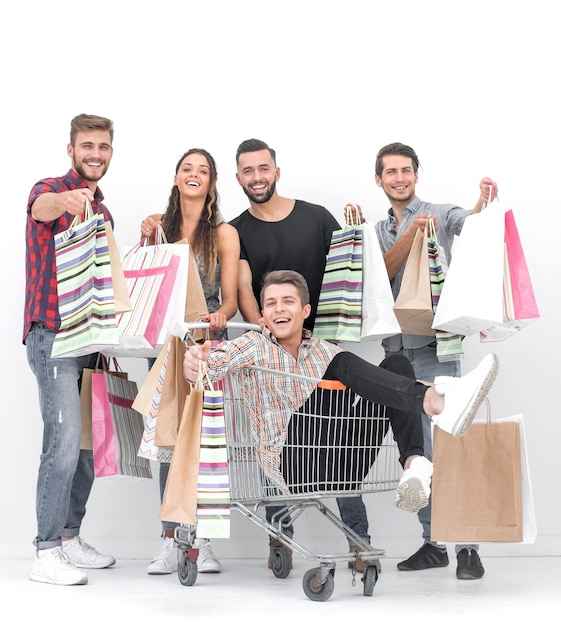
70, 114, 114, 146
260, 270, 310, 307
236, 138, 276, 165
375, 142, 420, 176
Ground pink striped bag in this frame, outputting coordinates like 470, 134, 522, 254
91, 359, 152, 479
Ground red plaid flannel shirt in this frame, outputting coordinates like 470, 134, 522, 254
23, 169, 113, 343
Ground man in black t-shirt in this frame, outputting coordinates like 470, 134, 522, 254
230, 139, 339, 331
230, 138, 371, 572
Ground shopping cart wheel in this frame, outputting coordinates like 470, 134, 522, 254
270, 546, 292, 579
177, 550, 198, 586
362, 564, 378, 596
302, 567, 335, 602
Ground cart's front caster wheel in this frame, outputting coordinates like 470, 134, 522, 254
362, 564, 378, 596
270, 546, 292, 579
302, 567, 335, 602
178, 550, 198, 586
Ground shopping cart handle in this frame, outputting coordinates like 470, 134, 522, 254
171, 320, 262, 343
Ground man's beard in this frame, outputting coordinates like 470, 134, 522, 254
242, 180, 276, 204
74, 161, 109, 183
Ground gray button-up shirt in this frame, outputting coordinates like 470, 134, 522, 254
375, 196, 471, 352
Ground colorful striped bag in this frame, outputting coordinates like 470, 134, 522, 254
91, 358, 152, 479
427, 220, 464, 362
314, 211, 364, 342
51, 199, 119, 357
196, 379, 230, 538
135, 338, 174, 463
117, 233, 183, 351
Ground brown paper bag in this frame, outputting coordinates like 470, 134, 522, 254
159, 387, 203, 525
393, 227, 435, 336
431, 422, 523, 542
184, 245, 209, 341
131, 335, 174, 416
153, 336, 189, 447
104, 221, 132, 314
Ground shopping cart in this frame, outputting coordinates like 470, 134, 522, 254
173, 322, 401, 602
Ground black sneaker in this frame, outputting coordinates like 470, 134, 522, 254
397, 543, 449, 571
456, 548, 484, 580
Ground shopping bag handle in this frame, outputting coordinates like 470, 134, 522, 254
123, 223, 171, 262
69, 197, 94, 228
482, 184, 500, 211
192, 358, 215, 391
344, 204, 362, 226
427, 217, 436, 239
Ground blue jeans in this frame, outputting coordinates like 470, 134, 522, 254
389, 342, 478, 554
26, 323, 98, 550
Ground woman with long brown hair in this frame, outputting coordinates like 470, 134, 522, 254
141, 148, 239, 576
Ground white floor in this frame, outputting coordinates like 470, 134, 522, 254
3, 555, 559, 623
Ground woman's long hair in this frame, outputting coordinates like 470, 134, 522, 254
161, 149, 222, 286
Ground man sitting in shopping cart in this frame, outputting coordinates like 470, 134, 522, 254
183, 269, 499, 512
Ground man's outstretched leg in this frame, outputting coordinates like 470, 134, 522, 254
322, 352, 500, 512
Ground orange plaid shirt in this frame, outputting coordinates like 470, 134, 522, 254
207, 328, 342, 491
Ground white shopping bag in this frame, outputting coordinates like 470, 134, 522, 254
432, 199, 505, 336
104, 235, 190, 358
360, 222, 401, 341
495, 413, 537, 544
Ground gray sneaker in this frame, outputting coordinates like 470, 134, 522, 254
30, 546, 88, 586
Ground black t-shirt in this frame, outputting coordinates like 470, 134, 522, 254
230, 200, 340, 330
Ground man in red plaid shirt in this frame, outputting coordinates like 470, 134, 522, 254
24, 114, 117, 586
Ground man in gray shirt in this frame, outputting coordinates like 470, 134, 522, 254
369, 142, 496, 580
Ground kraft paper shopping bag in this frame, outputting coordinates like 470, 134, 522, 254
159, 385, 204, 525
431, 421, 522, 542
104, 221, 132, 315
393, 227, 435, 336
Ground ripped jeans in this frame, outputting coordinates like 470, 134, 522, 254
26, 323, 98, 550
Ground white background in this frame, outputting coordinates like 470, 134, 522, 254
2, 0, 559, 561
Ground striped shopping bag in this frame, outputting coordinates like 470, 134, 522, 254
117, 240, 182, 350
91, 360, 152, 479
136, 338, 174, 464
196, 385, 230, 538
314, 217, 364, 342
51, 199, 119, 357
427, 220, 463, 362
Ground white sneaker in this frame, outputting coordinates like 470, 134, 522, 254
194, 538, 221, 573
395, 456, 433, 513
147, 537, 178, 575
30, 546, 88, 586
433, 353, 499, 438
62, 536, 116, 569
